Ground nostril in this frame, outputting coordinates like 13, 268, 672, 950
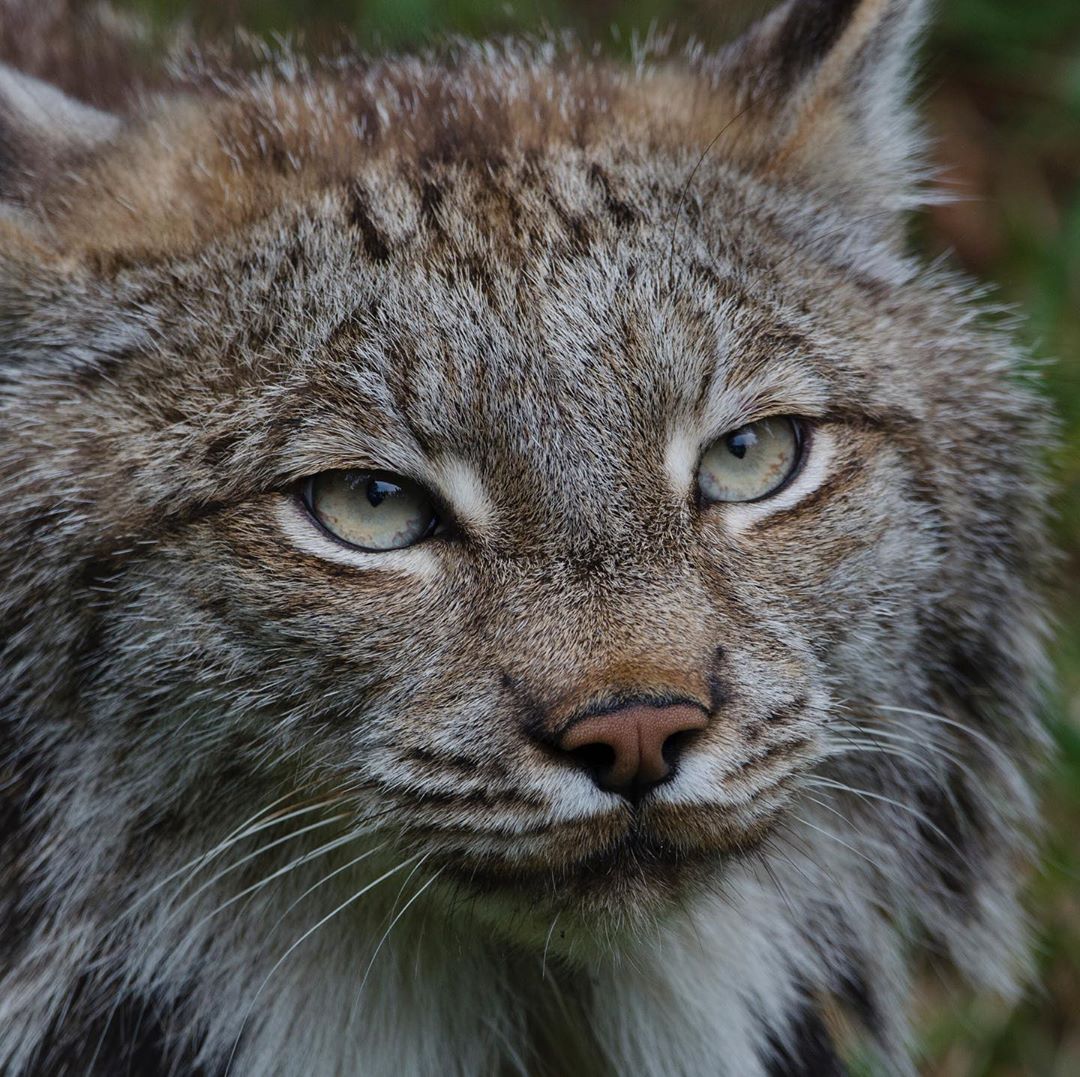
569, 741, 617, 779
552, 700, 710, 801
661, 727, 701, 769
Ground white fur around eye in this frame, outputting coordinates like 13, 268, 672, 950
664, 426, 701, 500
430, 456, 497, 532
274, 495, 443, 578
719, 426, 837, 534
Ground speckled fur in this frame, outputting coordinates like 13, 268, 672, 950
0, 1, 1054, 1074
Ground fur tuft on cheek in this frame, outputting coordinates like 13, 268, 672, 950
0, 2, 1055, 1075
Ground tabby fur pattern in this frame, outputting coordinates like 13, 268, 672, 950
0, 0, 1053, 1074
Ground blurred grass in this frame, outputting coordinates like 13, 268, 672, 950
113, 1, 1080, 1072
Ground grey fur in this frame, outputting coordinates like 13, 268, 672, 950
0, 1, 1054, 1074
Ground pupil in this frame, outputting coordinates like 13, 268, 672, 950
727, 431, 754, 460
366, 479, 400, 507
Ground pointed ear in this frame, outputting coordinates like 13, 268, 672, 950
0, 64, 120, 202
720, 0, 929, 222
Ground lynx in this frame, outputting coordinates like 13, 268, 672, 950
0, 0, 1054, 1073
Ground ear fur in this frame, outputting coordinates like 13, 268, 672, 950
0, 64, 119, 202
720, 0, 930, 220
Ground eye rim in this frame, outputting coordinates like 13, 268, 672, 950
696, 416, 810, 507
298, 468, 446, 553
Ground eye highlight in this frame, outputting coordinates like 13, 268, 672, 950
302, 470, 440, 551
698, 417, 804, 504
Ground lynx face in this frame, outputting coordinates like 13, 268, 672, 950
0, 0, 1053, 1073
24, 167, 933, 928
178, 202, 853, 920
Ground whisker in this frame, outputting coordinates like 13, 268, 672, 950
131, 811, 352, 963
85, 795, 346, 1077
805, 776, 967, 862
790, 813, 883, 871
542, 911, 562, 982
769, 827, 893, 915
869, 704, 1011, 763
351, 860, 441, 1016
112, 792, 308, 924
666, 104, 752, 288
223, 852, 423, 1076
254, 838, 393, 963
831, 720, 975, 777
825, 731, 932, 769
174, 829, 362, 944
261, 803, 408, 931
89, 804, 351, 1077
752, 848, 800, 924
824, 737, 950, 781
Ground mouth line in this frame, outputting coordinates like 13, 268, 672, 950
435, 814, 777, 900
396, 774, 798, 871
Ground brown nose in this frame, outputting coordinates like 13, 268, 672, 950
557, 702, 709, 802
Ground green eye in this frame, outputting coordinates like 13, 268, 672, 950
303, 470, 440, 551
698, 417, 804, 503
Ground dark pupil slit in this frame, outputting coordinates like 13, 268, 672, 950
727, 431, 753, 460
366, 479, 400, 507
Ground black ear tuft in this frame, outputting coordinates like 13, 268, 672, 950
767, 0, 864, 89
721, 0, 866, 105
719, 0, 930, 225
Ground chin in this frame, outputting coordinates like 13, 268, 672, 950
431, 802, 781, 949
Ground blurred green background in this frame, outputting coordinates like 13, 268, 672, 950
115, 1, 1080, 1072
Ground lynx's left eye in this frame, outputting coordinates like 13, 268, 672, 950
698, 417, 804, 503
302, 470, 440, 551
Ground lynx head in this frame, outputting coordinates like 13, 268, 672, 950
0, 0, 1052, 1072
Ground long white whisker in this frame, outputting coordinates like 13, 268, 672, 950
223, 853, 422, 1076
869, 704, 1010, 762
754, 849, 801, 923
833, 715, 988, 786
805, 776, 967, 861
790, 813, 882, 870
85, 796, 344, 1077
831, 721, 974, 773
352, 861, 440, 1011
797, 790, 892, 847
770, 827, 893, 915
542, 911, 562, 981
175, 829, 361, 945
824, 738, 951, 782
113, 792, 306, 925
157, 811, 350, 921
273, 840, 390, 926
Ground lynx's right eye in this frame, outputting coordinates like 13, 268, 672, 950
302, 470, 440, 551
698, 417, 804, 503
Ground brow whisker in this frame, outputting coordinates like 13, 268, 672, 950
666, 104, 752, 289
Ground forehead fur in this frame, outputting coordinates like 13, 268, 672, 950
23, 46, 735, 267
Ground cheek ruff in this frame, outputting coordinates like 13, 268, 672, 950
0, 0, 1054, 1075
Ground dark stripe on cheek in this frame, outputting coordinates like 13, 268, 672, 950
764, 1002, 846, 1077
346, 185, 391, 263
